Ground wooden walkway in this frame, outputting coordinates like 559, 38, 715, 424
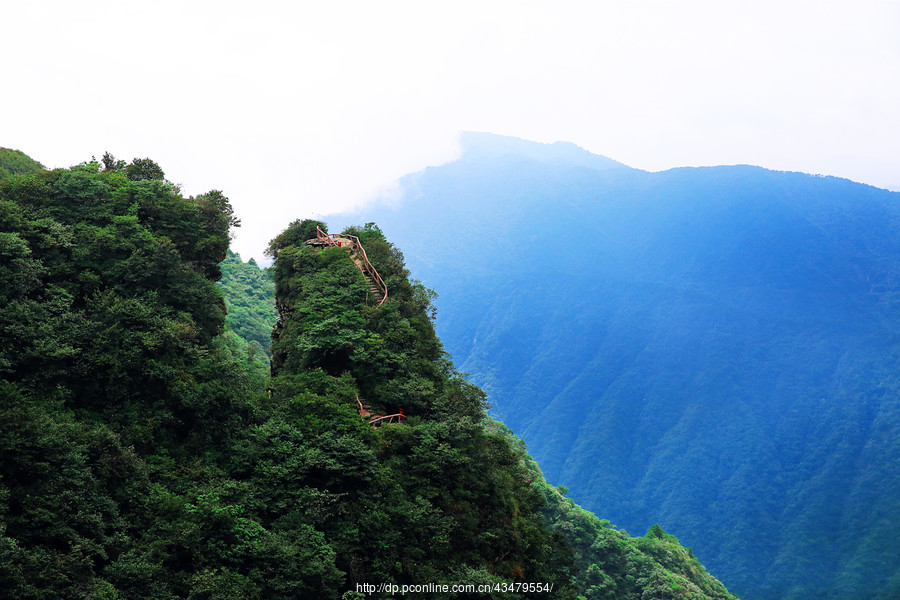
315, 226, 388, 306
313, 228, 401, 426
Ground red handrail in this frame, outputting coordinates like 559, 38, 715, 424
356, 395, 370, 417
319, 228, 403, 426
317, 227, 388, 306
369, 412, 406, 426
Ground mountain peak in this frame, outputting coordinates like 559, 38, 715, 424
459, 131, 630, 172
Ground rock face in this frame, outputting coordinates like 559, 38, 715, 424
334, 133, 900, 600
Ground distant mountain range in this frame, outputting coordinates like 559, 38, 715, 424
334, 132, 900, 600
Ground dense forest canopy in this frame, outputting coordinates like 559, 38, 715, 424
216, 249, 276, 382
0, 152, 736, 599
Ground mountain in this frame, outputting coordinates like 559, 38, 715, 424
458, 131, 630, 171
0, 147, 44, 179
334, 132, 900, 600
0, 152, 736, 599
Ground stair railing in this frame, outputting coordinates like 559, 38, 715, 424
318, 228, 400, 425
369, 411, 406, 426
316, 226, 388, 306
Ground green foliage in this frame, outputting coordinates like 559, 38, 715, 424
124, 157, 165, 182
100, 152, 127, 173
217, 249, 276, 356
0, 165, 243, 423
265, 218, 325, 258
0, 157, 276, 598
486, 422, 737, 600
0, 148, 44, 179
647, 524, 666, 540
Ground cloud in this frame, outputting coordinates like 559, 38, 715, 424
3, 1, 898, 261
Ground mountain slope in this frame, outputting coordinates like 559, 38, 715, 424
0, 147, 44, 179
334, 132, 900, 600
238, 217, 738, 599
0, 152, 736, 598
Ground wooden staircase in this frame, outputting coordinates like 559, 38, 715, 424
311, 228, 401, 426
350, 253, 386, 306
315, 227, 388, 306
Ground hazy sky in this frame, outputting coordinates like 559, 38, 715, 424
5, 1, 899, 262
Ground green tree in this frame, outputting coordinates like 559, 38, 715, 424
100, 151, 126, 172
265, 218, 325, 258
124, 157, 165, 181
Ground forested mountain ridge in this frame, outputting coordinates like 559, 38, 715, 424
335, 132, 900, 600
0, 152, 736, 598
215, 249, 276, 381
0, 154, 274, 597
218, 249, 276, 355
0, 148, 44, 179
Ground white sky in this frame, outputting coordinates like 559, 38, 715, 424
4, 1, 899, 263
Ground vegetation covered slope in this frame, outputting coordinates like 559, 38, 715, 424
335, 132, 900, 600
262, 219, 582, 597
217, 249, 276, 357
215, 249, 276, 382
0, 155, 272, 597
0, 147, 44, 179
233, 217, 736, 599
491, 422, 736, 600
0, 151, 736, 599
